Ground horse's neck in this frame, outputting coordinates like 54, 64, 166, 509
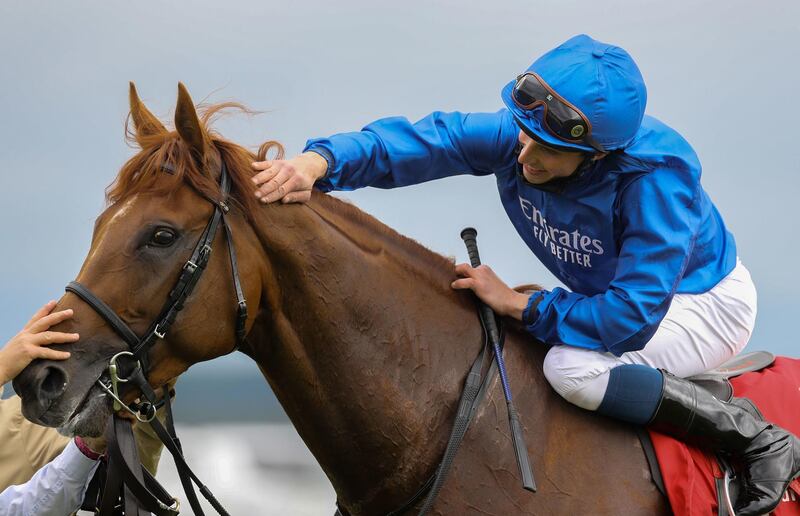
245, 197, 493, 512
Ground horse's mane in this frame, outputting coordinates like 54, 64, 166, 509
308, 192, 456, 281
106, 102, 456, 280
107, 102, 276, 221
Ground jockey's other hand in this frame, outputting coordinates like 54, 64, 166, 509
251, 152, 328, 204
451, 264, 531, 321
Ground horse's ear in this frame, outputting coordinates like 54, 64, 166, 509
128, 82, 167, 142
174, 82, 207, 163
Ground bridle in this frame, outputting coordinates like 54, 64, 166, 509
65, 157, 246, 515
66, 158, 247, 375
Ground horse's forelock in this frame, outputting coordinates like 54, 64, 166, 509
108, 102, 284, 223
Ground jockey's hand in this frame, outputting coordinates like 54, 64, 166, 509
0, 301, 79, 385
451, 264, 531, 320
251, 152, 328, 204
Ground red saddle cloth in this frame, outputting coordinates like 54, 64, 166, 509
648, 356, 800, 515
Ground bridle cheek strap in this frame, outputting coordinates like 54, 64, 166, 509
221, 213, 248, 344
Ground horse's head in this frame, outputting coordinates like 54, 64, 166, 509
13, 83, 273, 437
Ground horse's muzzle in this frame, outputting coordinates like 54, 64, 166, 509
12, 362, 72, 424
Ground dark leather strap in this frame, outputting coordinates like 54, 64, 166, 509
335, 319, 505, 516
220, 213, 248, 345
98, 410, 179, 515
66, 282, 140, 348
159, 390, 205, 515
132, 370, 230, 516
416, 329, 491, 514
106, 417, 172, 516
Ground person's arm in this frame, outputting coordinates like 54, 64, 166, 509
252, 110, 518, 203
307, 110, 516, 191
0, 301, 78, 385
522, 166, 705, 355
0, 438, 101, 516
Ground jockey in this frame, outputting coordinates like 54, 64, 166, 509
251, 34, 799, 515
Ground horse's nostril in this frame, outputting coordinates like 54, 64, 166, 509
39, 366, 68, 400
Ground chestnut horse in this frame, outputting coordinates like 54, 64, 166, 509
13, 84, 669, 515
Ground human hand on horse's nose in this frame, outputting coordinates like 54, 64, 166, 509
251, 152, 328, 204
451, 264, 531, 320
0, 301, 79, 384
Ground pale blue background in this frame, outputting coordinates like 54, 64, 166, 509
1, 0, 798, 421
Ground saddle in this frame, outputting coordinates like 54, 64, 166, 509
638, 350, 779, 516
687, 350, 776, 402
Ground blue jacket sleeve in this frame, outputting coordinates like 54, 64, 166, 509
303, 110, 518, 192
524, 166, 704, 355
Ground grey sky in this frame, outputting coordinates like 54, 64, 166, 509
1, 0, 798, 384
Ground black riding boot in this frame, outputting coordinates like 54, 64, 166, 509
649, 372, 800, 516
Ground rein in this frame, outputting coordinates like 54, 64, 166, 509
67, 158, 245, 515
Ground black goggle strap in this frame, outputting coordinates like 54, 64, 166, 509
513, 115, 605, 154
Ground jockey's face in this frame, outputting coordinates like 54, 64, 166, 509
517, 129, 592, 184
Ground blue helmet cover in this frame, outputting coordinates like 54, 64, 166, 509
502, 34, 647, 152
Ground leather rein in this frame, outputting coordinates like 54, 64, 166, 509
67, 158, 245, 515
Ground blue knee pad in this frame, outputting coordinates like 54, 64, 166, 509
596, 365, 664, 425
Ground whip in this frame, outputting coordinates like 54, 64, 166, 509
460, 227, 536, 492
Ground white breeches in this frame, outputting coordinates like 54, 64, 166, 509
542, 259, 758, 411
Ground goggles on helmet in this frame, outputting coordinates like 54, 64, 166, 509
512, 72, 604, 152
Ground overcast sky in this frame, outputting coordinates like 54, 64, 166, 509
1, 0, 798, 379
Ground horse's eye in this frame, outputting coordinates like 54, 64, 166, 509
150, 229, 176, 247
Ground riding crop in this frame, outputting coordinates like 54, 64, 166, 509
460, 227, 536, 492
